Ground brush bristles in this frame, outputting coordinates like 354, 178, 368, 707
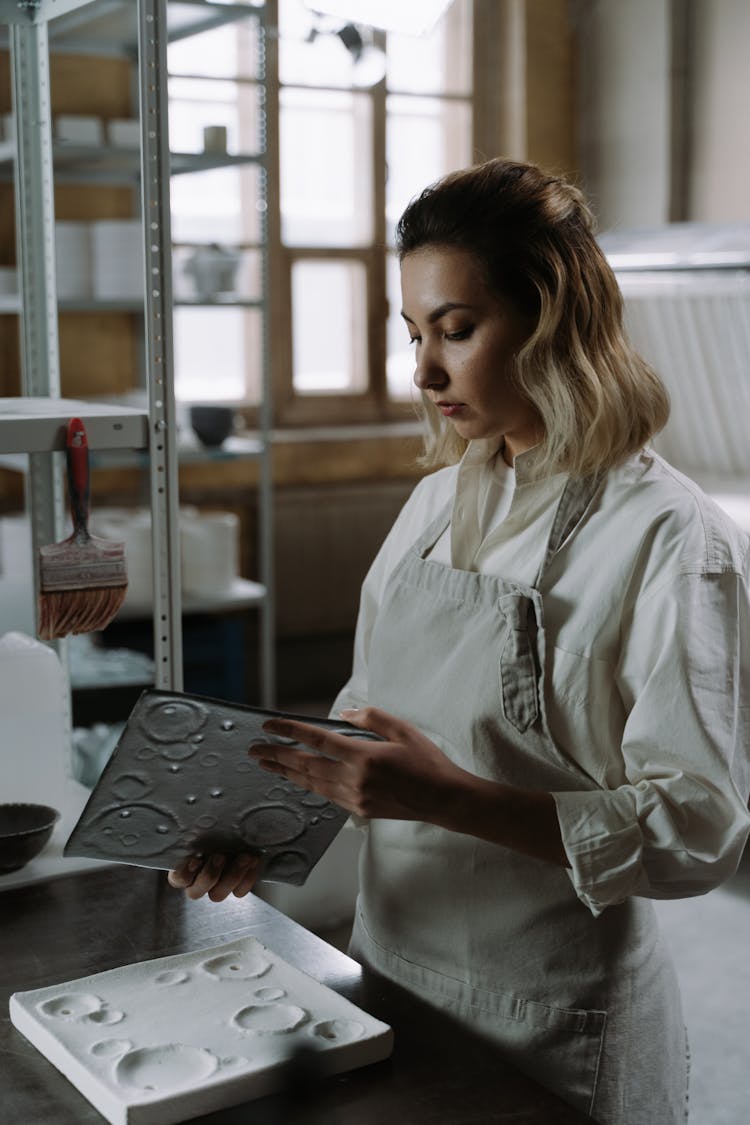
37, 585, 128, 641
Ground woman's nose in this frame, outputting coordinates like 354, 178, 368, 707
413, 342, 447, 391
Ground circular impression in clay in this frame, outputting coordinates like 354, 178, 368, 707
231, 1003, 308, 1035
38, 993, 103, 1021
238, 805, 305, 848
138, 697, 209, 743
90, 804, 181, 857
260, 850, 308, 882
87, 1007, 125, 1025
90, 1038, 132, 1059
154, 969, 190, 986
115, 1044, 218, 1093
201, 950, 271, 980
254, 986, 286, 1002
110, 773, 152, 801
311, 1018, 365, 1043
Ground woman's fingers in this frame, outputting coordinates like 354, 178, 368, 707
339, 705, 412, 741
232, 858, 262, 899
167, 855, 202, 889
259, 718, 355, 761
207, 852, 261, 902
167, 852, 261, 901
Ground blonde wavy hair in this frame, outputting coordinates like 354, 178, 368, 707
395, 158, 670, 477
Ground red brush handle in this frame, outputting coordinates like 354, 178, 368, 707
66, 417, 90, 535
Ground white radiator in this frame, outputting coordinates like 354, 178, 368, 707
273, 480, 415, 637
620, 270, 750, 479
600, 222, 750, 533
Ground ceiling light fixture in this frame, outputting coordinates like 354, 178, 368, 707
303, 0, 455, 37
304, 18, 387, 87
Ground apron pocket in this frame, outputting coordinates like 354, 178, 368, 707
446, 988, 607, 1120
354, 911, 606, 1122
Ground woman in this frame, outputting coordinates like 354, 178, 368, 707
170, 159, 750, 1123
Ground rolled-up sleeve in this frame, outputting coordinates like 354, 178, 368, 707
553, 566, 750, 917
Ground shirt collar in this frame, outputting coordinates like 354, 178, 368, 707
460, 440, 552, 485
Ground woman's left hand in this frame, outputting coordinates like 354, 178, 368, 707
249, 707, 470, 825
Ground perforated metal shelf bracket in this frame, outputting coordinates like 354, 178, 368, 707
139, 0, 183, 691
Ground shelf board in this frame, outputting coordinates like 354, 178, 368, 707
0, 397, 148, 453
0, 297, 265, 315
117, 577, 267, 619
0, 432, 264, 472
0, 139, 262, 183
0, 0, 262, 44
91, 432, 265, 467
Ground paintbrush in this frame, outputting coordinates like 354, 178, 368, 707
37, 417, 127, 640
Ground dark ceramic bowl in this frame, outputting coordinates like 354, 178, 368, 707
189, 405, 235, 448
0, 803, 60, 874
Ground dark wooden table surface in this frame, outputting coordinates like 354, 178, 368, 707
0, 866, 592, 1123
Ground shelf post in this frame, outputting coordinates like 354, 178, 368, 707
138, 0, 183, 691
10, 16, 65, 578
257, 5, 275, 708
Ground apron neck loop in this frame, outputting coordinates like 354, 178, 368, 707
414, 502, 454, 560
537, 471, 606, 584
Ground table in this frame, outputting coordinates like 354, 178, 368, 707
0, 867, 593, 1124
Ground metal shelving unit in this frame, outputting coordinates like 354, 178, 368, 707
0, 0, 275, 707
0, 139, 264, 183
0, 0, 183, 688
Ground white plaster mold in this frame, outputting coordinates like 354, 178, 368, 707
9, 935, 393, 1125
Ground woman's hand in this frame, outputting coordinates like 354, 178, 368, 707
249, 706, 472, 825
167, 851, 261, 901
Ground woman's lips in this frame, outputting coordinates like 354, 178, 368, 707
436, 402, 465, 417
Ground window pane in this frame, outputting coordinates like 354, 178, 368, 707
281, 88, 373, 246
386, 0, 472, 95
173, 246, 262, 304
167, 18, 260, 81
385, 95, 472, 239
292, 260, 368, 394
171, 164, 262, 243
169, 77, 262, 156
173, 306, 262, 403
386, 252, 415, 400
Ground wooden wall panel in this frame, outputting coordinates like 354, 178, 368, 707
473, 0, 579, 179
59, 312, 139, 397
50, 54, 133, 118
525, 0, 578, 177
0, 311, 19, 396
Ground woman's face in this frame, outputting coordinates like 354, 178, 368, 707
400, 245, 541, 461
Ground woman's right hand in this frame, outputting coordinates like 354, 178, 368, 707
167, 852, 261, 902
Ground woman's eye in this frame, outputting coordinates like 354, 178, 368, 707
407, 336, 420, 346
446, 327, 472, 341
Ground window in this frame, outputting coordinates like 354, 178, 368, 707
168, 0, 474, 423
167, 13, 265, 403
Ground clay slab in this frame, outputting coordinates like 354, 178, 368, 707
10, 935, 393, 1125
65, 690, 379, 884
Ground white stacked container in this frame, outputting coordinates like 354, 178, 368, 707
91, 220, 144, 300
55, 221, 93, 300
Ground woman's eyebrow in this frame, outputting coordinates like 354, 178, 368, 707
401, 302, 477, 325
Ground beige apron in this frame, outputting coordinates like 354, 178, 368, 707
349, 475, 689, 1124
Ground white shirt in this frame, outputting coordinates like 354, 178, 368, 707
333, 440, 750, 915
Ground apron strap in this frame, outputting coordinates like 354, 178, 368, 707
537, 471, 606, 584
413, 501, 454, 560
404, 472, 603, 581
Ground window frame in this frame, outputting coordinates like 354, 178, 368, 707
261, 0, 478, 429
